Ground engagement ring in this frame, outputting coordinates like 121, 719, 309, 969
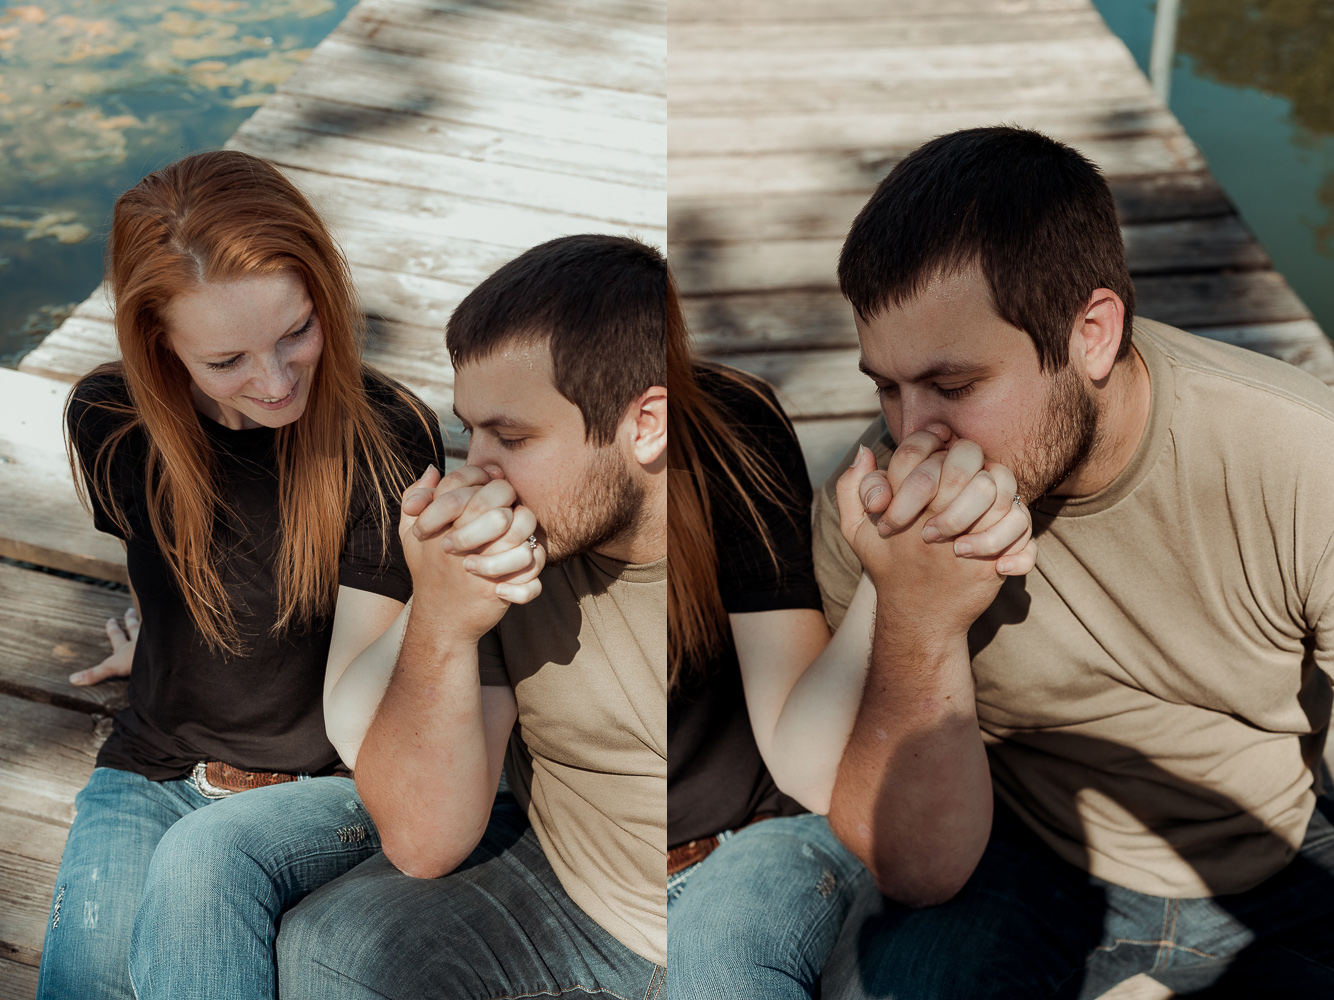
527, 534, 539, 550
1013, 493, 1024, 507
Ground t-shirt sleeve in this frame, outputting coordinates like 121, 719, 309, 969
65, 373, 134, 540
811, 415, 893, 630
339, 380, 445, 603
478, 627, 510, 687
703, 372, 822, 617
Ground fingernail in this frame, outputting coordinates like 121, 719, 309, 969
997, 558, 1013, 574
878, 521, 892, 537
439, 536, 454, 552
863, 486, 885, 506
954, 540, 974, 556
922, 525, 941, 542
425, 463, 438, 477
462, 557, 476, 572
68, 672, 84, 685
495, 584, 512, 600
852, 445, 867, 468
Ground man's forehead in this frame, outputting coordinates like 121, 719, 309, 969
451, 348, 570, 427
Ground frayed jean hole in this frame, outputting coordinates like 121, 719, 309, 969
816, 869, 837, 898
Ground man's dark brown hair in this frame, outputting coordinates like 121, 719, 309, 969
446, 234, 669, 445
838, 125, 1135, 372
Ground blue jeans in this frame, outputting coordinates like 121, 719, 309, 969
821, 797, 1334, 999
36, 766, 381, 1000
275, 791, 666, 999
667, 813, 873, 999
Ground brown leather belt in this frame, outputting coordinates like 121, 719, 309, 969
191, 761, 305, 798
668, 814, 775, 876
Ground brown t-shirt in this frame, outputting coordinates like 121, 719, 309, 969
479, 552, 667, 965
812, 319, 1334, 897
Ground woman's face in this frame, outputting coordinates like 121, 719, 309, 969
163, 272, 324, 431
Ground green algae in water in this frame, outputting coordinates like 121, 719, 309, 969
0, 0, 355, 367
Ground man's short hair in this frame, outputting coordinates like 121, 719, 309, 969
838, 126, 1135, 372
446, 234, 669, 445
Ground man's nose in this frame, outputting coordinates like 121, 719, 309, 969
897, 396, 954, 446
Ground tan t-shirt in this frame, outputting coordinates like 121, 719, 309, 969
813, 319, 1334, 898
479, 552, 667, 965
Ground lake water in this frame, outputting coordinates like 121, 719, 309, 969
0, 0, 356, 366
1093, 0, 1334, 341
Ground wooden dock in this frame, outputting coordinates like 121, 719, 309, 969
3, 0, 1333, 996
669, 0, 1334, 488
667, 2, 1333, 997
0, 0, 664, 990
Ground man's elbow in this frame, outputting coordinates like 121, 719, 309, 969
871, 866, 973, 909
378, 830, 469, 881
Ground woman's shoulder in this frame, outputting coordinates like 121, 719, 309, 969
693, 362, 791, 429
67, 365, 137, 446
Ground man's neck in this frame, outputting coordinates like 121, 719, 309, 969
593, 480, 667, 565
1054, 344, 1152, 499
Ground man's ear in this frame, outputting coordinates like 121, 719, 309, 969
625, 385, 667, 468
1071, 288, 1127, 383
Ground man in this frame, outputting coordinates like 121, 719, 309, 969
274, 234, 667, 998
813, 127, 1334, 997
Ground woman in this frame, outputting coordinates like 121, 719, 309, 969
665, 308, 1037, 997
39, 150, 444, 1000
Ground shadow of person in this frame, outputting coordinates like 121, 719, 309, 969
821, 729, 1334, 999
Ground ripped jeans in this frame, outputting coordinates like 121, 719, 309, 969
36, 766, 380, 1000
666, 813, 873, 999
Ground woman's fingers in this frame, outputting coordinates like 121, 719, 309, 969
996, 537, 1039, 577
954, 501, 1031, 559
922, 469, 997, 541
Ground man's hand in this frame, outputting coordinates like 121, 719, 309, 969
70, 606, 138, 686
398, 466, 546, 644
835, 434, 1036, 643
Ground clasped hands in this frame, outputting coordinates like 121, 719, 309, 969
835, 432, 1038, 641
399, 465, 547, 642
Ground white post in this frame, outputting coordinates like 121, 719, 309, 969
1149, 0, 1181, 106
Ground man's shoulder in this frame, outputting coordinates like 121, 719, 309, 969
1138, 319, 1334, 426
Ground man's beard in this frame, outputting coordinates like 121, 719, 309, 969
1013, 362, 1101, 504
541, 445, 645, 564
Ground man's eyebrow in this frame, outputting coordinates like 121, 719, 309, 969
857, 355, 983, 384
450, 407, 528, 431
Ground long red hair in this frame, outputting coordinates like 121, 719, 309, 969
68, 150, 433, 654
667, 287, 790, 694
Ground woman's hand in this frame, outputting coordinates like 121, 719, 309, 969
70, 607, 138, 686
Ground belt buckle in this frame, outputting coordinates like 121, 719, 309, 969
191, 761, 235, 799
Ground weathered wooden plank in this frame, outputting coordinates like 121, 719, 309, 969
670, 36, 1136, 87
670, 8, 1106, 50
1135, 272, 1311, 329
669, 133, 1206, 199
792, 416, 878, 488
234, 121, 663, 229
284, 41, 662, 143
334, 0, 663, 96
0, 564, 130, 717
669, 69, 1154, 118
249, 92, 662, 191
0, 955, 40, 997
670, 103, 1180, 160
0, 809, 67, 970
719, 347, 874, 421
670, 0, 1089, 20
0, 694, 105, 827
0, 370, 127, 585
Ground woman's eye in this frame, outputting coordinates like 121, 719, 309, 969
205, 356, 241, 371
287, 318, 314, 340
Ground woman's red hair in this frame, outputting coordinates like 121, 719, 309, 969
68, 150, 433, 654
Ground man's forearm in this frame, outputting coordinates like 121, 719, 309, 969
827, 597, 992, 907
354, 601, 496, 879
